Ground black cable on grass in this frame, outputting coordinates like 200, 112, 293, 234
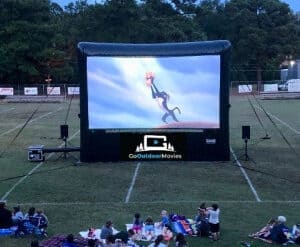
246, 83, 300, 159
245, 90, 270, 138
216, 157, 300, 185
0, 106, 40, 158
232, 67, 300, 159
230, 136, 270, 162
0, 87, 58, 159
0, 86, 78, 158
232, 67, 270, 138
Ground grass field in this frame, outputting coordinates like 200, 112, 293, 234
0, 95, 299, 247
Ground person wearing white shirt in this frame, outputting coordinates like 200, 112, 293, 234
12, 206, 24, 225
207, 204, 220, 241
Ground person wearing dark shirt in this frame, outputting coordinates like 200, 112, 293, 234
0, 200, 12, 228
270, 216, 289, 244
100, 220, 113, 239
62, 234, 77, 247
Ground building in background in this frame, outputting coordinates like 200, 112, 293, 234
288, 59, 300, 80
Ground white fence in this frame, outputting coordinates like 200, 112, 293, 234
0, 84, 80, 96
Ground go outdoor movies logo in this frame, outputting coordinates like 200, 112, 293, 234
128, 135, 182, 160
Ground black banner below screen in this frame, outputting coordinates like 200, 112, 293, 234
121, 133, 186, 161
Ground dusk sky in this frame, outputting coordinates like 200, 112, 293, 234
54, 0, 300, 12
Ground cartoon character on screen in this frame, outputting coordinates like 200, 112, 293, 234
145, 72, 181, 124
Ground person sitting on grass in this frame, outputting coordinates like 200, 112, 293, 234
194, 205, 209, 237
113, 228, 135, 244
61, 234, 77, 247
24, 207, 36, 221
291, 224, 300, 244
0, 200, 12, 229
144, 216, 155, 241
132, 213, 143, 235
174, 233, 188, 247
160, 210, 170, 228
103, 234, 118, 247
12, 205, 24, 226
100, 220, 113, 240
85, 238, 98, 247
147, 234, 167, 247
248, 218, 276, 241
34, 209, 48, 236
162, 225, 173, 242
270, 216, 289, 245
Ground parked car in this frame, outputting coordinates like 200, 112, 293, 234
278, 79, 300, 91
278, 81, 288, 91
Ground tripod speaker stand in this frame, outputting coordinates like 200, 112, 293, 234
60, 124, 69, 159
242, 126, 251, 161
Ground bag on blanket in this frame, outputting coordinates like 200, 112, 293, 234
172, 220, 193, 236
169, 214, 186, 222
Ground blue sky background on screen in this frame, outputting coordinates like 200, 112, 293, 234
53, 0, 300, 12
87, 56, 220, 129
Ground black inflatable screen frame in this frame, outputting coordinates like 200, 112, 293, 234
78, 41, 231, 162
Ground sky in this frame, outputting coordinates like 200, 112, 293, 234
54, 0, 300, 13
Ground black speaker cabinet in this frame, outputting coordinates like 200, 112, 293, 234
242, 125, 250, 139
60, 124, 69, 139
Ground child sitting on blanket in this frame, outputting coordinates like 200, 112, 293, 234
144, 216, 155, 241
132, 213, 143, 234
34, 209, 48, 235
174, 233, 188, 247
162, 225, 173, 241
194, 205, 210, 237
160, 210, 170, 228
147, 235, 167, 247
291, 224, 300, 243
62, 234, 77, 247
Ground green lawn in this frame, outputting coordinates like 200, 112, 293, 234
0, 96, 299, 247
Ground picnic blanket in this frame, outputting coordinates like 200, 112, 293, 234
126, 223, 162, 241
40, 234, 87, 247
79, 227, 119, 240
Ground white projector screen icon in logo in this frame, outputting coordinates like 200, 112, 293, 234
142, 135, 175, 152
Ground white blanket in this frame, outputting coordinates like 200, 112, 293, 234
79, 227, 119, 240
126, 223, 162, 241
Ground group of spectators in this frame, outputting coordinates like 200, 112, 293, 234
0, 200, 48, 237
248, 216, 300, 245
72, 203, 220, 247
3, 199, 299, 246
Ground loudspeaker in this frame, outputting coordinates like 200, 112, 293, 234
242, 125, 250, 139
60, 124, 69, 139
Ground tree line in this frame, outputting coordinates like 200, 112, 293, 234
0, 0, 299, 84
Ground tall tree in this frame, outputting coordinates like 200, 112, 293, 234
138, 0, 205, 42
0, 0, 54, 83
223, 0, 299, 85
194, 0, 226, 40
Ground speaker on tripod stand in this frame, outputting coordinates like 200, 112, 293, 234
60, 124, 69, 158
60, 124, 69, 140
242, 125, 250, 161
